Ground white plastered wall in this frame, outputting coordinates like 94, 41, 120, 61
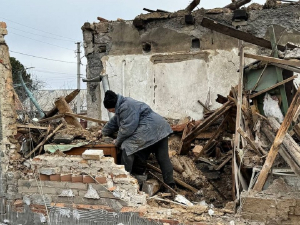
100, 48, 256, 121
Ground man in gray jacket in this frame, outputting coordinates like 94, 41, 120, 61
100, 90, 175, 187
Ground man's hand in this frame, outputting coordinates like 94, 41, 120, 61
113, 139, 116, 145
97, 130, 103, 139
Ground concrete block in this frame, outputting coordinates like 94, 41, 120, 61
43, 181, 68, 189
18, 179, 41, 188
67, 183, 87, 190
82, 150, 104, 160
18, 187, 39, 193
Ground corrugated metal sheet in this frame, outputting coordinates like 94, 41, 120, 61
0, 203, 184, 225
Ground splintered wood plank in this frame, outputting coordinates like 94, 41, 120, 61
253, 85, 300, 191
200, 17, 286, 51
54, 97, 82, 128
237, 127, 262, 156
244, 53, 300, 68
65, 113, 107, 124
45, 89, 80, 118
183, 101, 233, 143
25, 123, 64, 158
17, 124, 49, 130
249, 75, 297, 99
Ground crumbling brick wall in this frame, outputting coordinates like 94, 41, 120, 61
18, 154, 147, 209
0, 22, 19, 208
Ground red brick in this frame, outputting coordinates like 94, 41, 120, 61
83, 175, 95, 183
50, 174, 61, 181
39, 174, 50, 181
72, 175, 83, 183
95, 176, 107, 184
60, 174, 72, 182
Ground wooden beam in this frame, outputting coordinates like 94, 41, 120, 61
253, 85, 300, 191
45, 89, 80, 118
17, 124, 49, 130
200, 18, 286, 51
198, 100, 210, 112
270, 63, 300, 73
183, 101, 233, 143
146, 163, 198, 193
54, 97, 82, 128
214, 154, 233, 170
197, 113, 229, 158
244, 53, 300, 68
224, 0, 251, 10
261, 124, 300, 177
143, 8, 155, 13
25, 123, 64, 158
249, 75, 297, 99
64, 113, 107, 124
186, 0, 200, 12
38, 114, 64, 123
270, 26, 289, 116
237, 127, 262, 156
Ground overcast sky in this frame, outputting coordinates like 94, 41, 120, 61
1, 0, 265, 90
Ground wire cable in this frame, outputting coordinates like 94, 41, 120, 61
9, 27, 75, 43
10, 31, 75, 51
0, 16, 76, 42
9, 50, 77, 64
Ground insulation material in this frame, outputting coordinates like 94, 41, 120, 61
263, 93, 284, 123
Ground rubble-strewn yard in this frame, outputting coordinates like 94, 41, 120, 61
3, 0, 300, 224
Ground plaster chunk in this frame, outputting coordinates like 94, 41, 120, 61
84, 184, 100, 199
38, 167, 60, 175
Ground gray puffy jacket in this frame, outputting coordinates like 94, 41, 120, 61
102, 94, 172, 156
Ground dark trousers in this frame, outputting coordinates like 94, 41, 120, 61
121, 137, 175, 185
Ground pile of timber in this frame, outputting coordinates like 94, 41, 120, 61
16, 89, 108, 159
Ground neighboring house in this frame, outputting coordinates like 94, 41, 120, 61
22, 89, 87, 115
82, 4, 300, 122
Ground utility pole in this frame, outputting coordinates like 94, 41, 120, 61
76, 42, 81, 114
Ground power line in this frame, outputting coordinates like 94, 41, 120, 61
0, 16, 77, 42
9, 50, 77, 64
9, 27, 75, 43
31, 69, 80, 76
10, 32, 74, 51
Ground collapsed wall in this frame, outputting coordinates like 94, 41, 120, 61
82, 3, 300, 122
0, 22, 153, 225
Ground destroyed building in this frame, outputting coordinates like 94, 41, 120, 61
2, 0, 300, 224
